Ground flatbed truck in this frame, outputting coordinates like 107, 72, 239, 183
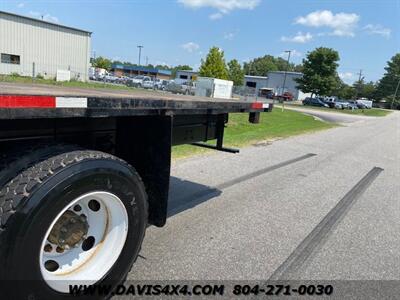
0, 82, 272, 299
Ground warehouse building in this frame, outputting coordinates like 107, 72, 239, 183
266, 71, 303, 100
111, 64, 172, 80
244, 75, 269, 94
175, 70, 198, 81
0, 11, 91, 81
243, 72, 304, 100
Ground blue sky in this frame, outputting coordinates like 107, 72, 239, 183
2, 0, 399, 83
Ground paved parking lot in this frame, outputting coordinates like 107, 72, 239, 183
127, 111, 399, 285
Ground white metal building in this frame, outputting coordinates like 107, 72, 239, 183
244, 75, 269, 94
0, 11, 91, 81
243, 73, 304, 100
175, 70, 198, 84
266, 71, 303, 100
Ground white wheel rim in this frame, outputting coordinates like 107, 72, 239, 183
40, 191, 129, 293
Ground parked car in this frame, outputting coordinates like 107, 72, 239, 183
104, 74, 119, 83
274, 92, 294, 101
115, 76, 129, 85
303, 97, 329, 107
142, 77, 155, 89
166, 81, 196, 95
127, 75, 150, 87
347, 100, 359, 110
154, 79, 169, 90
334, 100, 350, 110
321, 97, 336, 108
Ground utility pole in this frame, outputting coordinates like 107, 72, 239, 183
146, 56, 149, 66
356, 69, 364, 98
391, 76, 400, 110
281, 50, 292, 112
137, 45, 144, 66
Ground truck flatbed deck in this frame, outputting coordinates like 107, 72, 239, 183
0, 82, 268, 119
0, 81, 272, 298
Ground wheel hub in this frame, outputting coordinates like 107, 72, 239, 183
48, 210, 89, 249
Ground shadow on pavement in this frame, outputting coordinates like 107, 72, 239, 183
167, 176, 222, 218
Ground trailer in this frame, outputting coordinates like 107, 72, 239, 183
0, 82, 272, 299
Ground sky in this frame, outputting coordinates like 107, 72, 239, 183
1, 0, 399, 83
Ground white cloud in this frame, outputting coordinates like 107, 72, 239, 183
17, 3, 25, 8
281, 32, 313, 43
209, 12, 223, 20
364, 24, 391, 38
224, 32, 235, 40
339, 72, 356, 84
29, 11, 59, 23
181, 42, 200, 53
295, 10, 360, 37
178, 0, 261, 19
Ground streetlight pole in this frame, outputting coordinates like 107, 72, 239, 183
281, 50, 292, 112
137, 45, 144, 66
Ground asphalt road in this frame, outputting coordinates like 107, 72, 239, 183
280, 105, 375, 123
125, 110, 399, 297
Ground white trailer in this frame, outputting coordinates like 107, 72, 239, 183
356, 99, 373, 109
195, 77, 233, 99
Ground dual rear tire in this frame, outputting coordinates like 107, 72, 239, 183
0, 145, 148, 299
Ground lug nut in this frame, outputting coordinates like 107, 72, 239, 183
56, 246, 64, 253
58, 239, 65, 245
44, 244, 53, 252
60, 227, 68, 233
70, 218, 76, 224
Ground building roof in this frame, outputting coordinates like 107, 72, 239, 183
245, 75, 268, 80
176, 70, 198, 74
112, 64, 172, 76
0, 10, 92, 34
267, 71, 303, 76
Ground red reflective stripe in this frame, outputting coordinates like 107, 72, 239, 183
0, 95, 56, 108
251, 102, 263, 109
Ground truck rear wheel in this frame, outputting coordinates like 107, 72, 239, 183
0, 146, 148, 299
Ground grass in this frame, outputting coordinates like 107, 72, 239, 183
284, 103, 392, 117
172, 109, 336, 159
0, 74, 138, 91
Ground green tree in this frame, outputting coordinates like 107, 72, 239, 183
199, 47, 229, 80
375, 53, 400, 101
227, 59, 245, 86
243, 55, 302, 76
92, 56, 112, 70
334, 80, 356, 99
295, 47, 340, 97
243, 55, 278, 76
353, 79, 376, 99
